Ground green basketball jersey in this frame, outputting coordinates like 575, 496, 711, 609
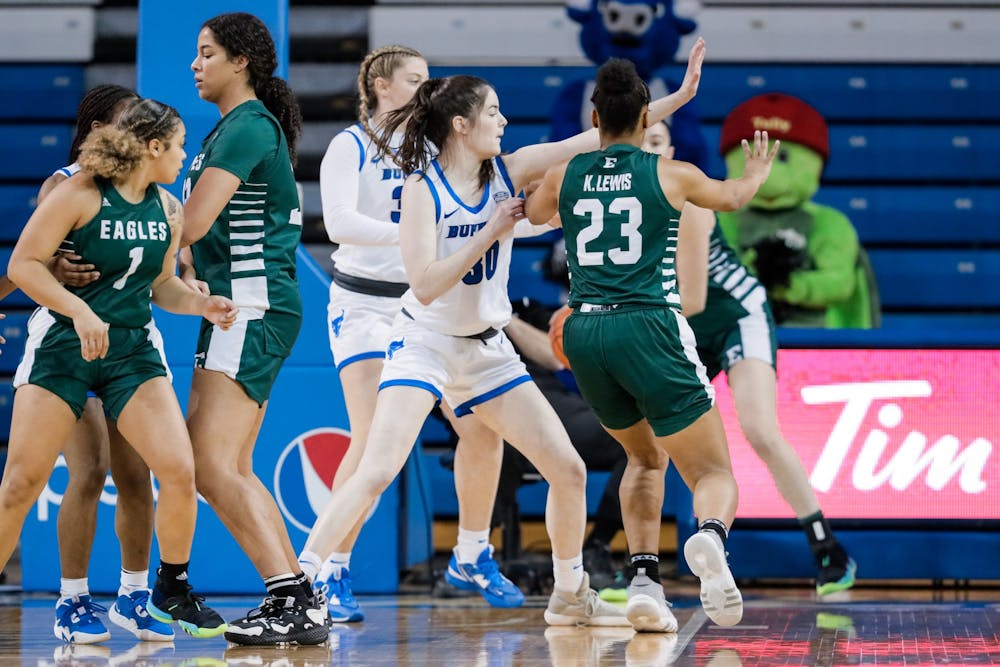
688, 221, 768, 338
559, 144, 681, 309
183, 100, 302, 322
57, 178, 170, 328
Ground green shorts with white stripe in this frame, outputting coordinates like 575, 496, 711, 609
195, 313, 300, 405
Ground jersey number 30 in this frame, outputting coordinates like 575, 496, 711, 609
573, 196, 643, 266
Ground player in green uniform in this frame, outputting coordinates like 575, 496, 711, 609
178, 12, 328, 646
0, 98, 237, 638
527, 58, 778, 630
644, 124, 858, 597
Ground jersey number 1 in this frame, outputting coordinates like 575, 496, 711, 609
112, 247, 143, 290
573, 196, 643, 266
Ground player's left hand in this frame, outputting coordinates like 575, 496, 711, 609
678, 36, 706, 102
202, 295, 239, 330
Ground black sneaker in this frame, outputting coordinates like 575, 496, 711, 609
224, 596, 329, 646
582, 541, 617, 590
147, 581, 228, 638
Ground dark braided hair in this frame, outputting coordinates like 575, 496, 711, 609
591, 58, 650, 136
203, 12, 302, 165
356, 45, 424, 145
68, 84, 139, 163
375, 75, 495, 189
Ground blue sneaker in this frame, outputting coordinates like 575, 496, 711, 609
54, 595, 111, 644
320, 568, 364, 623
109, 590, 175, 641
817, 556, 858, 596
445, 546, 525, 608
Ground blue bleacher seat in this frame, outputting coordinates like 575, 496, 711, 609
699, 125, 1000, 182
0, 65, 83, 120
0, 124, 72, 181
432, 64, 1000, 123
868, 249, 1000, 309
0, 310, 30, 375
508, 246, 564, 308
0, 247, 35, 308
0, 185, 37, 243
815, 186, 1000, 245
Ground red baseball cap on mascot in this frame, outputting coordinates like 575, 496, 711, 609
719, 92, 829, 164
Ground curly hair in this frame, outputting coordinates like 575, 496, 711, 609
356, 45, 424, 144
68, 84, 139, 163
203, 12, 303, 165
77, 98, 181, 179
375, 75, 495, 189
591, 58, 650, 136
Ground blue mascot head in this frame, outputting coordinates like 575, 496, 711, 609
567, 0, 697, 79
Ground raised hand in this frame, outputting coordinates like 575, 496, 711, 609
741, 130, 781, 184
678, 37, 706, 101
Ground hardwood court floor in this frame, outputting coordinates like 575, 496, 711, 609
0, 584, 998, 666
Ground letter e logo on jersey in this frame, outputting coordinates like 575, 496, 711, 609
274, 427, 354, 533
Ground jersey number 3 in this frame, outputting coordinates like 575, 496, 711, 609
573, 197, 643, 266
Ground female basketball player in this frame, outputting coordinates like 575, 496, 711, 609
299, 45, 528, 619
2, 98, 235, 639
526, 58, 779, 630
179, 12, 329, 646
23, 84, 174, 644
300, 38, 708, 629
645, 122, 857, 598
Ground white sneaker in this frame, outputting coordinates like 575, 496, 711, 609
683, 530, 742, 627
625, 574, 677, 632
544, 572, 631, 627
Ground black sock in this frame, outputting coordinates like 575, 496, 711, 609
265, 572, 310, 603
587, 522, 619, 548
699, 518, 729, 548
799, 511, 847, 564
629, 553, 660, 584
156, 560, 190, 596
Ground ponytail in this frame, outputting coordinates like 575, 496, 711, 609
77, 126, 144, 179
257, 76, 303, 166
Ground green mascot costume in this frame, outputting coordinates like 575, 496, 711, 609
718, 93, 880, 328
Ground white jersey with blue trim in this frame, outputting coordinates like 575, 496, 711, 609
53, 162, 81, 179
399, 157, 517, 337
326, 123, 408, 283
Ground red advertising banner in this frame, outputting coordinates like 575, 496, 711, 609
715, 349, 1000, 520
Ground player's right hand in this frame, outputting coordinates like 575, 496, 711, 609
53, 253, 100, 287
489, 196, 525, 237
73, 308, 109, 361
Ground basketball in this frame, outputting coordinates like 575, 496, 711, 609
547, 305, 573, 369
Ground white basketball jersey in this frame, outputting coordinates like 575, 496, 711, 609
329, 123, 408, 283
54, 162, 81, 179
399, 157, 517, 336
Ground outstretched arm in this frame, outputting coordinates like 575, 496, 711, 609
663, 131, 779, 212
505, 38, 706, 189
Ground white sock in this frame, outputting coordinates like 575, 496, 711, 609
298, 550, 323, 583
60, 577, 89, 601
319, 552, 352, 582
455, 528, 491, 564
118, 569, 148, 597
552, 554, 585, 595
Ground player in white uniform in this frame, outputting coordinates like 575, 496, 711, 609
297, 46, 525, 617
301, 38, 707, 627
